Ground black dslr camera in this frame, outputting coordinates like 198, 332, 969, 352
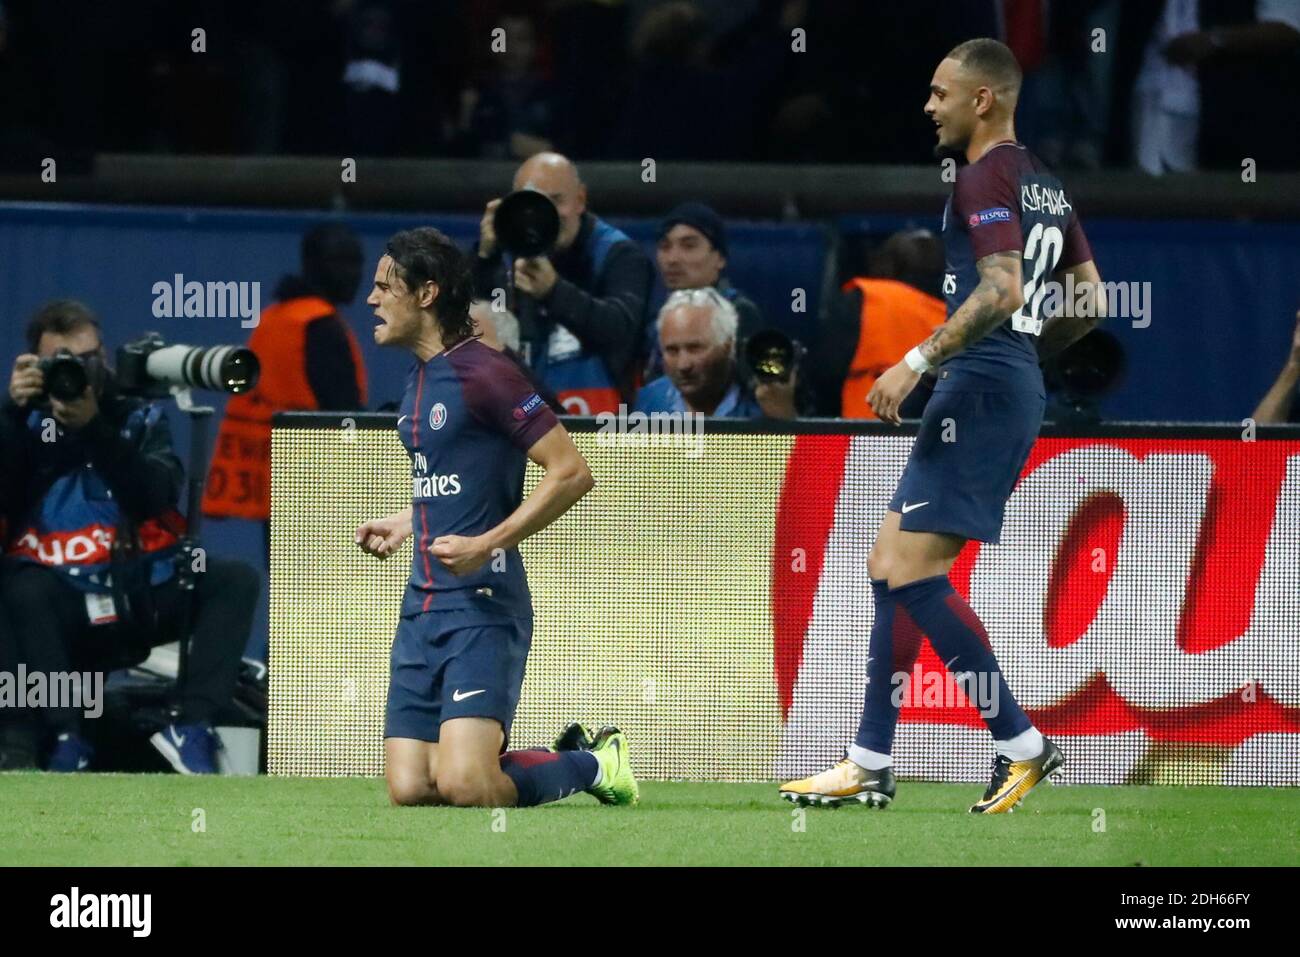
493, 189, 562, 357
37, 350, 99, 402
744, 328, 806, 385
493, 188, 560, 258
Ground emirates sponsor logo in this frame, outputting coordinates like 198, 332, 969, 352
412, 473, 462, 498
411, 451, 460, 498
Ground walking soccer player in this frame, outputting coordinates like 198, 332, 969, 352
781, 38, 1106, 813
355, 226, 637, 808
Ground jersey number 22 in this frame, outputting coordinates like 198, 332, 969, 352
1011, 223, 1063, 336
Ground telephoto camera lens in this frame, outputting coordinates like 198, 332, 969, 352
144, 344, 260, 394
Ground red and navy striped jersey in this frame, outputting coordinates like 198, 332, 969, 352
397, 337, 558, 618
939, 141, 1092, 393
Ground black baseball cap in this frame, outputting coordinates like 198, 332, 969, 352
658, 202, 728, 257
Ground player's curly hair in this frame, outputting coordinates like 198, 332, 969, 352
384, 227, 475, 345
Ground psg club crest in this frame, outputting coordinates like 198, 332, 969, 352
429, 402, 447, 431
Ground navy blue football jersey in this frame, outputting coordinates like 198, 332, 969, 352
939, 142, 1092, 393
397, 338, 558, 618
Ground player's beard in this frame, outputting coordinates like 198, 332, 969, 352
934, 142, 965, 163
935, 141, 967, 162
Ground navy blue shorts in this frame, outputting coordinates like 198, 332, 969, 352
888, 388, 1045, 544
384, 608, 532, 745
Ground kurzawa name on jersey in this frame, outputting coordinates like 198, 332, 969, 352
1020, 183, 1072, 216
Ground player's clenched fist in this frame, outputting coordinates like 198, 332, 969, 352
430, 534, 491, 576
354, 508, 413, 560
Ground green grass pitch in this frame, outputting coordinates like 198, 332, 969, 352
1, 773, 1294, 866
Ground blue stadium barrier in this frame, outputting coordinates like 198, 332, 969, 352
2, 201, 1298, 663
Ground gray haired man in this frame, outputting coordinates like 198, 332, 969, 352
634, 289, 793, 418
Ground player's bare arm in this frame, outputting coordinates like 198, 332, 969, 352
354, 507, 413, 559
1036, 260, 1106, 361
868, 250, 1023, 424
1252, 309, 1300, 424
918, 250, 1024, 364
430, 422, 593, 575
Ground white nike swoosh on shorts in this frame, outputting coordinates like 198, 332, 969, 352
452, 689, 486, 702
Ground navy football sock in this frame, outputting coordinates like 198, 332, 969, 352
500, 749, 598, 807
888, 574, 1032, 741
854, 579, 925, 757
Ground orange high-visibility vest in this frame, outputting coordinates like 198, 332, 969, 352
202, 297, 367, 520
840, 278, 946, 419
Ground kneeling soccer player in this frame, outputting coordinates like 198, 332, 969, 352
355, 226, 636, 808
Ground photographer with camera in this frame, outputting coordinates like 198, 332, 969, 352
0, 301, 257, 773
634, 288, 799, 419
474, 151, 654, 416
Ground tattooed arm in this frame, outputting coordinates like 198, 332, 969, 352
867, 251, 1023, 424
916, 251, 1024, 368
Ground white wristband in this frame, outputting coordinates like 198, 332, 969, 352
903, 346, 933, 375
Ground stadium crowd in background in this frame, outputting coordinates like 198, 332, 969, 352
1, 0, 1296, 173
647, 202, 763, 381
